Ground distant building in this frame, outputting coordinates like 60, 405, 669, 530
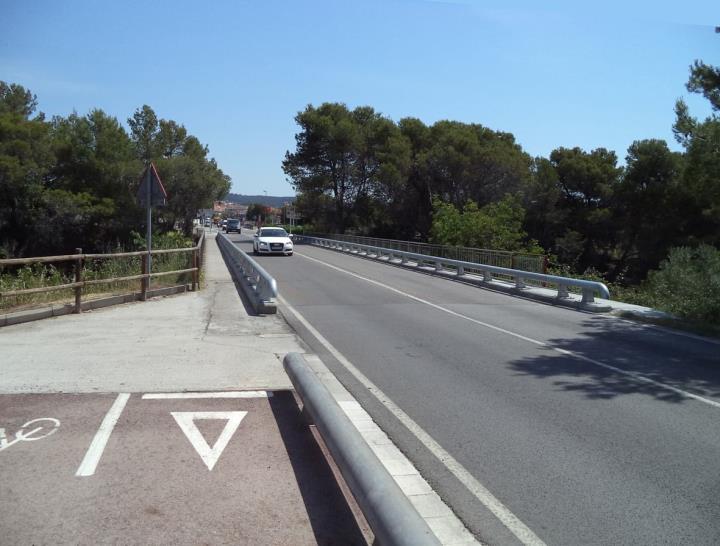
224, 203, 248, 220
198, 208, 214, 222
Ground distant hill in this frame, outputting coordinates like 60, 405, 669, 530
225, 193, 295, 207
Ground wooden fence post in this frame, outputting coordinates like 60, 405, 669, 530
141, 254, 148, 301
192, 249, 198, 291
74, 248, 83, 313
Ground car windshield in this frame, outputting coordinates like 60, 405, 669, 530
260, 229, 288, 237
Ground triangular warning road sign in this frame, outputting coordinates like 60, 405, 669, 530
171, 411, 247, 471
137, 162, 168, 207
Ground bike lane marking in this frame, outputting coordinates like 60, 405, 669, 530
0, 417, 60, 452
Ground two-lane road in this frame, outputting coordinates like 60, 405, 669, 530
230, 233, 720, 545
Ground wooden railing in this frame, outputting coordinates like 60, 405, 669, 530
0, 232, 205, 314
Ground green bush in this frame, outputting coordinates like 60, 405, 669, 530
645, 245, 720, 323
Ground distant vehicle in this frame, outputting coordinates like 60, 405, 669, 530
225, 219, 241, 233
204, 219, 210, 227
253, 227, 293, 256
221, 219, 228, 229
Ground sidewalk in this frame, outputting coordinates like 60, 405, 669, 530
0, 232, 301, 394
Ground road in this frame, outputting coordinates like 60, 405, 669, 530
231, 232, 720, 545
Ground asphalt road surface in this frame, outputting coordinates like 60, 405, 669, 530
230, 232, 720, 546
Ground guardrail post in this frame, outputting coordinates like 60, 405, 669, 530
581, 288, 595, 304
74, 248, 83, 314
557, 284, 569, 299
457, 265, 464, 276
435, 260, 443, 272
141, 254, 148, 301
483, 270, 492, 282
515, 276, 526, 289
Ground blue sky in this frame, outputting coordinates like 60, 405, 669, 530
2, 0, 718, 196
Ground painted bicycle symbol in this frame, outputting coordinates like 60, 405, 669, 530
0, 418, 60, 452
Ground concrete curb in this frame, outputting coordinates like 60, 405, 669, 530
283, 352, 441, 546
0, 285, 189, 328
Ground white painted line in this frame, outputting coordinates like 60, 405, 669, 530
278, 294, 545, 546
295, 251, 720, 410
171, 411, 247, 471
142, 391, 272, 399
75, 393, 130, 477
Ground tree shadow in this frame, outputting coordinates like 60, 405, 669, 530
509, 316, 720, 404
269, 391, 370, 546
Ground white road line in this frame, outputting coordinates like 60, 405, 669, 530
277, 293, 546, 546
142, 391, 272, 399
295, 250, 720, 410
75, 393, 130, 477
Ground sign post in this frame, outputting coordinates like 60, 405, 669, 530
136, 163, 168, 294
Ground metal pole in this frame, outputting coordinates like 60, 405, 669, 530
145, 165, 152, 292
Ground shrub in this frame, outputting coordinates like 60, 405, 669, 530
645, 245, 720, 323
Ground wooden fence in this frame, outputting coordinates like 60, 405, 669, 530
0, 232, 205, 314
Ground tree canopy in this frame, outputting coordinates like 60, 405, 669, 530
285, 52, 720, 286
0, 85, 230, 258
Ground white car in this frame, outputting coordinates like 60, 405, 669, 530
253, 227, 294, 256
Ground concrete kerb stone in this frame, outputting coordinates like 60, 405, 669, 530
0, 285, 190, 328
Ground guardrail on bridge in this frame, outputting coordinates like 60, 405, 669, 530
305, 233, 546, 273
216, 233, 277, 314
296, 235, 610, 310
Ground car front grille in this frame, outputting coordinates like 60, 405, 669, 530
270, 243, 284, 251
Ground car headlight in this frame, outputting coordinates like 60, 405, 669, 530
259, 242, 268, 248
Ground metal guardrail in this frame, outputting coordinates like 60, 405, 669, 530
0, 232, 205, 313
283, 353, 440, 546
216, 232, 277, 314
307, 233, 546, 273
297, 235, 610, 304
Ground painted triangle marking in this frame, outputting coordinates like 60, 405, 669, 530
171, 411, 247, 471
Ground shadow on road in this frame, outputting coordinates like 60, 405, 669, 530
269, 391, 370, 546
509, 316, 720, 404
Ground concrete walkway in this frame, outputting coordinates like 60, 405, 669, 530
0, 232, 304, 394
